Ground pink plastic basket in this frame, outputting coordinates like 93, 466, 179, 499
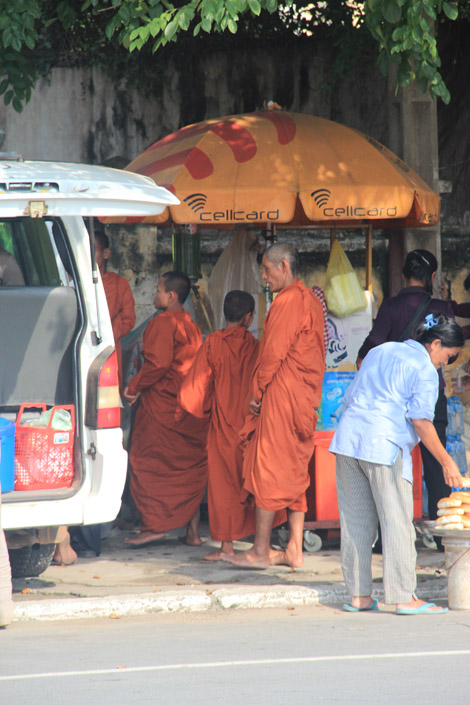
14, 404, 75, 491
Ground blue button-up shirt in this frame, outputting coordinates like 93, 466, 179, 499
329, 339, 438, 482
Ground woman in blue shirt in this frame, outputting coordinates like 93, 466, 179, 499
357, 249, 456, 550
330, 315, 464, 615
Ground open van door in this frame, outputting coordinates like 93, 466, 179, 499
0, 159, 178, 577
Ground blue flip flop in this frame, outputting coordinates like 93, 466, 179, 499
343, 599, 379, 612
396, 602, 448, 615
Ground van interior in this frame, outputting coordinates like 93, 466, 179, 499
0, 217, 83, 498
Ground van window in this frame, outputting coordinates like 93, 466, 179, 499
0, 218, 62, 286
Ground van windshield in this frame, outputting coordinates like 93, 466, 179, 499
0, 217, 63, 286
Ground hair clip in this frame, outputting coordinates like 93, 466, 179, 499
424, 313, 439, 330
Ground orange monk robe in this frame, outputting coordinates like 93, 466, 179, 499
240, 280, 325, 513
179, 326, 259, 542
102, 271, 136, 390
127, 309, 209, 533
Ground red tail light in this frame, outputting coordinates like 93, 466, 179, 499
86, 348, 121, 429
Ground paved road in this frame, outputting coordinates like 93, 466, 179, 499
2, 604, 469, 704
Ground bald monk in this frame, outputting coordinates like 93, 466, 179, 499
179, 290, 259, 560
123, 271, 208, 546
95, 231, 136, 392
225, 243, 325, 569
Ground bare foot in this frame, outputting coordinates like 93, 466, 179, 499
222, 549, 270, 569
269, 549, 288, 566
179, 535, 204, 547
124, 531, 165, 546
52, 532, 77, 566
269, 546, 304, 568
203, 549, 235, 561
349, 596, 382, 610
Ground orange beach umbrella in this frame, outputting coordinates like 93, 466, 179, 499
113, 111, 439, 229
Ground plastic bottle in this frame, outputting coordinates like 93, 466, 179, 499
455, 436, 468, 477
422, 475, 429, 516
446, 435, 456, 465
451, 396, 464, 437
447, 398, 456, 437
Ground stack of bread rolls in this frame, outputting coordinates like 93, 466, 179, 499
435, 491, 470, 530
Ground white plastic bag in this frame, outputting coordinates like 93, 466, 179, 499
207, 227, 261, 330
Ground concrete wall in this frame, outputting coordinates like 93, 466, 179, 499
1, 40, 468, 328
0, 40, 389, 165
0, 67, 163, 164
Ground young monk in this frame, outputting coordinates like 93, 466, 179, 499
179, 291, 259, 560
95, 230, 136, 393
123, 271, 208, 547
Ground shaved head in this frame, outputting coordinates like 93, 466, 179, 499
264, 243, 299, 277
162, 270, 191, 303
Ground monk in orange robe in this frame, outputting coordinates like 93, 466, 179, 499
179, 290, 259, 560
95, 231, 136, 392
123, 271, 208, 547
225, 244, 325, 569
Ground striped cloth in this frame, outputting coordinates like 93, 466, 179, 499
312, 285, 329, 353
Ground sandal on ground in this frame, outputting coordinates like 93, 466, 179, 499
343, 599, 380, 612
395, 602, 448, 615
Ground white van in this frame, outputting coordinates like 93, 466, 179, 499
0, 157, 178, 577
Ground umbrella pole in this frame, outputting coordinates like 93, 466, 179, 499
264, 223, 277, 243
365, 225, 373, 295
190, 280, 214, 333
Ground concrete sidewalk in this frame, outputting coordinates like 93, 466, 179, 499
11, 524, 448, 621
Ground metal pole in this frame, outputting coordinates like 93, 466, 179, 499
366, 224, 373, 294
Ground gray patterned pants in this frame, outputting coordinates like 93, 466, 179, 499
336, 451, 417, 604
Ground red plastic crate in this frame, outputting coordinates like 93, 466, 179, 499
306, 431, 423, 522
14, 404, 75, 491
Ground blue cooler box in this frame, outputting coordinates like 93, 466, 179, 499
0, 417, 15, 493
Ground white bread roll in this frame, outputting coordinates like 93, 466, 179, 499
461, 517, 470, 528
437, 507, 465, 516
440, 523, 464, 530
449, 492, 470, 504
459, 476, 470, 487
435, 514, 464, 525
437, 497, 462, 508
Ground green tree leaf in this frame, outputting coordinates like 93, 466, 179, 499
382, 0, 402, 24
247, 0, 261, 17
12, 96, 23, 113
443, 2, 458, 21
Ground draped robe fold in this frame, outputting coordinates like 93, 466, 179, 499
179, 326, 259, 541
102, 271, 136, 390
127, 309, 208, 533
240, 280, 325, 513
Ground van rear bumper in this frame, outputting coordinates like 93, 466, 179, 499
1, 429, 127, 531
